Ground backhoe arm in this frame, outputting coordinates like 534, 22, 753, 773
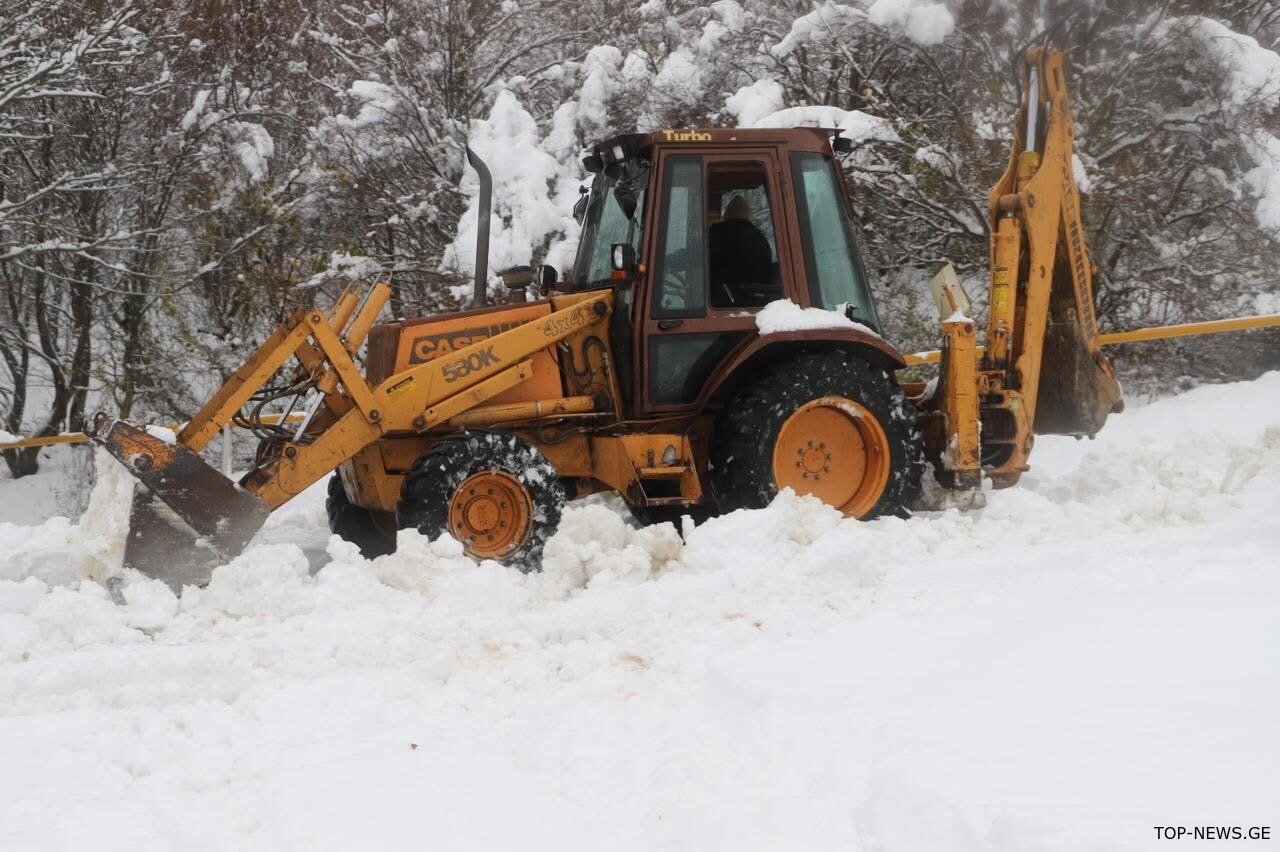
938, 48, 1123, 489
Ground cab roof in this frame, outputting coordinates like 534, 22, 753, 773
585, 127, 839, 172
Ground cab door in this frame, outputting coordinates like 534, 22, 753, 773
637, 148, 793, 413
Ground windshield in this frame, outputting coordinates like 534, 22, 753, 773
570, 160, 649, 290
790, 152, 881, 330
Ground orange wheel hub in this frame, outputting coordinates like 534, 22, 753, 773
447, 470, 533, 560
771, 395, 892, 518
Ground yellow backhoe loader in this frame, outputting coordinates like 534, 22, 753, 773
83, 47, 1280, 588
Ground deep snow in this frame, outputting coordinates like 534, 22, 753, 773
1, 374, 1278, 851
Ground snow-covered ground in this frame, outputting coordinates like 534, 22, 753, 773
1, 375, 1278, 851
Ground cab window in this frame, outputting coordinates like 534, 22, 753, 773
790, 152, 880, 328
707, 162, 783, 309
652, 158, 783, 318
652, 156, 706, 318
570, 160, 648, 290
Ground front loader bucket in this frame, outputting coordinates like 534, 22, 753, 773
91, 417, 271, 589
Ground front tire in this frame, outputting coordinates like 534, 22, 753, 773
709, 350, 923, 519
326, 474, 397, 558
396, 432, 566, 570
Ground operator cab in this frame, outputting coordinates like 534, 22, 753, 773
569, 128, 883, 415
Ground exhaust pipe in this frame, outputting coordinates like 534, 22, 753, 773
465, 145, 492, 307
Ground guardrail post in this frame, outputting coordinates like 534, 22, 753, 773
222, 421, 233, 477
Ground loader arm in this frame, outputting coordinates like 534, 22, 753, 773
245, 292, 611, 509
938, 47, 1123, 489
91, 287, 613, 586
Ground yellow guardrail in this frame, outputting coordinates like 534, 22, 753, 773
1096, 314, 1280, 345
0, 432, 90, 449
902, 313, 1280, 367
0, 414, 305, 452
5, 313, 1278, 447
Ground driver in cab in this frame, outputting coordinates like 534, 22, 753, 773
709, 195, 772, 308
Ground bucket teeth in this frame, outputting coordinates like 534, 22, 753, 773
91, 418, 271, 590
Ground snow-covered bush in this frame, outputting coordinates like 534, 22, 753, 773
4, 0, 1279, 476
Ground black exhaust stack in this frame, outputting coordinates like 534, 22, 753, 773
465, 145, 492, 307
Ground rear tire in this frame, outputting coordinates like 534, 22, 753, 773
326, 475, 396, 558
396, 432, 566, 571
709, 350, 923, 518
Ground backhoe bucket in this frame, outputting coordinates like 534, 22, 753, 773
1035, 284, 1125, 436
91, 417, 271, 589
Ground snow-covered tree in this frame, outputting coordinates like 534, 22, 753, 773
4, 0, 1279, 478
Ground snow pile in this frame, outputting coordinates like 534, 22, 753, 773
867, 0, 954, 45
750, 104, 899, 146
756, 298, 879, 336
771, 0, 953, 56
771, 2, 869, 57
340, 79, 406, 131
651, 48, 704, 114
1178, 16, 1280, 231
696, 0, 746, 54
541, 504, 684, 589
300, 251, 387, 290
444, 91, 580, 286
0, 449, 133, 586
180, 89, 211, 132
66, 449, 136, 585
0, 517, 76, 585
1188, 17, 1280, 107
144, 424, 177, 444
228, 121, 274, 183
1245, 131, 1280, 230
724, 79, 785, 127
544, 45, 626, 160
1, 374, 1278, 849
180, 88, 275, 188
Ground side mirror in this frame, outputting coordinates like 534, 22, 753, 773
610, 243, 635, 280
572, 185, 589, 225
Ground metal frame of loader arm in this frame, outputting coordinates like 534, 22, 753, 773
176, 282, 389, 454
245, 292, 614, 510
